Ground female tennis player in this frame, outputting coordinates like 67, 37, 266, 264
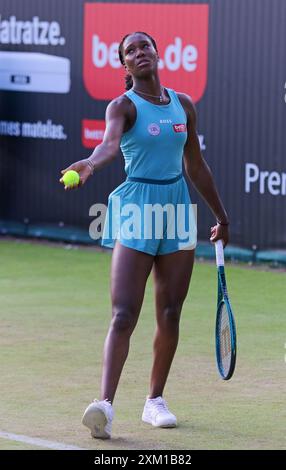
60, 32, 229, 439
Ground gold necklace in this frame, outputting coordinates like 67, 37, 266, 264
133, 87, 164, 102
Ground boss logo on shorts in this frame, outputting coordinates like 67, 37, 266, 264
148, 123, 161, 136
83, 3, 209, 102
173, 124, 187, 133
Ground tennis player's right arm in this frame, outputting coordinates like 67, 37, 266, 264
60, 99, 126, 188
87, 99, 127, 171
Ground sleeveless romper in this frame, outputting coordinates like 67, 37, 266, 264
101, 88, 197, 255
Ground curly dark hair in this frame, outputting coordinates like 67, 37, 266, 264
118, 32, 158, 90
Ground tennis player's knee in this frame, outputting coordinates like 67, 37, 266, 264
159, 304, 182, 328
111, 306, 138, 335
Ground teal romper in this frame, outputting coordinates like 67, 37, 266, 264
101, 88, 197, 255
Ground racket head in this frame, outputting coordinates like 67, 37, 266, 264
215, 296, 237, 380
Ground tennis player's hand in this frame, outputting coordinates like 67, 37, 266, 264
210, 224, 229, 247
59, 159, 93, 190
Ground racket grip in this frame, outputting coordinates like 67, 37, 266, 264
215, 240, 224, 267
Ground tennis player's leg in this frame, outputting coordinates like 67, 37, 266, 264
150, 249, 195, 398
82, 242, 154, 438
101, 241, 154, 403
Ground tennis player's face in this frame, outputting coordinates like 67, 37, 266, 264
123, 33, 158, 77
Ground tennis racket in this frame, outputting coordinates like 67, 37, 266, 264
215, 240, 237, 380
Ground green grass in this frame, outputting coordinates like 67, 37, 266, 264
0, 239, 285, 450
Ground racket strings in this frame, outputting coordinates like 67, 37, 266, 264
219, 303, 232, 374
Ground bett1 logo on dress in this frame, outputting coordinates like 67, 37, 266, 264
83, 3, 209, 103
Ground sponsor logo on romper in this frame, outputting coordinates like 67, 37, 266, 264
160, 119, 172, 124
148, 123, 161, 136
173, 124, 187, 132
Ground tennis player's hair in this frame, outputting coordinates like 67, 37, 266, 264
118, 32, 158, 90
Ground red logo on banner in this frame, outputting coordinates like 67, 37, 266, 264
173, 124, 187, 133
82, 119, 105, 148
83, 3, 209, 103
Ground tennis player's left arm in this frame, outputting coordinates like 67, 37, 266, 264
178, 93, 229, 245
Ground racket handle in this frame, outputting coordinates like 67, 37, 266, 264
215, 240, 224, 267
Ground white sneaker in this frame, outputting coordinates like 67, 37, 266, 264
82, 399, 114, 439
142, 396, 177, 428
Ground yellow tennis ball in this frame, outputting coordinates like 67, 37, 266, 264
62, 170, 80, 187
